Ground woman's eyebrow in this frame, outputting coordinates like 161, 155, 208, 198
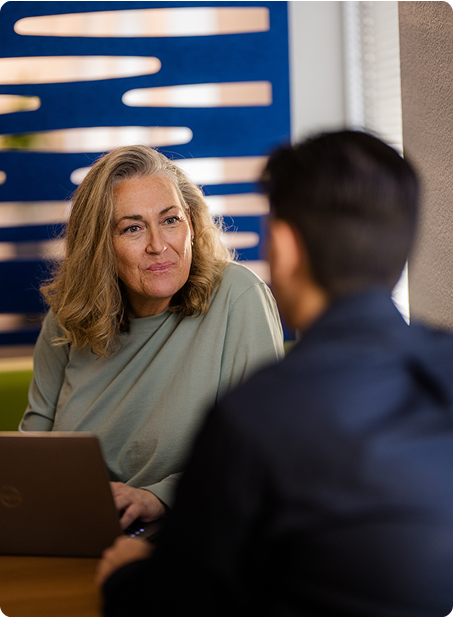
118, 206, 178, 222
159, 205, 180, 216
118, 214, 144, 222
114, 214, 144, 226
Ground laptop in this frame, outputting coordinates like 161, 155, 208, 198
0, 431, 164, 557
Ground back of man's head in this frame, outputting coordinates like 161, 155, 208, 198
261, 131, 419, 297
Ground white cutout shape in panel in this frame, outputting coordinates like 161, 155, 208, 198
0, 95, 41, 114
0, 57, 161, 85
0, 202, 70, 227
14, 8, 269, 38
205, 194, 269, 217
71, 156, 267, 186
123, 82, 272, 108
0, 126, 193, 153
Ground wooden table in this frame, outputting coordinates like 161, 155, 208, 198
0, 555, 101, 617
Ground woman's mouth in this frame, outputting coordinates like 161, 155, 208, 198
147, 261, 174, 273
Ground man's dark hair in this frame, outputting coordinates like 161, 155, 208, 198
261, 130, 419, 297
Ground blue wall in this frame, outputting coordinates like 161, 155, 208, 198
0, 1, 290, 346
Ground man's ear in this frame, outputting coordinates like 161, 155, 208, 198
268, 218, 328, 331
268, 218, 305, 283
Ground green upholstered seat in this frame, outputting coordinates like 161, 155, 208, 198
0, 369, 32, 431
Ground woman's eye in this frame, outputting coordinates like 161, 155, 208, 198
124, 224, 141, 233
164, 216, 180, 225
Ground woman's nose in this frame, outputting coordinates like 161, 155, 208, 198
145, 230, 166, 255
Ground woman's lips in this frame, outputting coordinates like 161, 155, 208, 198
147, 261, 174, 273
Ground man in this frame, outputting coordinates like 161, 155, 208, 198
97, 131, 453, 616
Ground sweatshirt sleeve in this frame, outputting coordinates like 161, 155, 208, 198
20, 312, 69, 431
138, 472, 182, 510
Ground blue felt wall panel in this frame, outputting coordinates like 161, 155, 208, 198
0, 0, 290, 345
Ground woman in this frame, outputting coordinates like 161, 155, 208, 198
20, 145, 283, 529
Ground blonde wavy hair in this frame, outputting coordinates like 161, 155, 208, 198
41, 145, 232, 357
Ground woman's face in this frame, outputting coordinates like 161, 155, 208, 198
112, 174, 194, 318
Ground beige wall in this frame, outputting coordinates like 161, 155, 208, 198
399, 1, 453, 329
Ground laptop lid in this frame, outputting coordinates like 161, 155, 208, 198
0, 432, 124, 557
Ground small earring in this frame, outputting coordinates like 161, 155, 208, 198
191, 235, 194, 246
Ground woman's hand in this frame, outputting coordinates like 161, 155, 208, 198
95, 536, 153, 587
110, 482, 167, 529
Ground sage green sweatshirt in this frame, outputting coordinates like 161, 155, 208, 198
20, 262, 284, 507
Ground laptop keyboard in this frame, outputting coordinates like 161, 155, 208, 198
124, 520, 147, 537
124, 517, 165, 542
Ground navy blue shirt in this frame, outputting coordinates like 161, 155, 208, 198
103, 290, 453, 617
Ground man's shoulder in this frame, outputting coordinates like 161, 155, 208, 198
219, 313, 453, 441
218, 352, 300, 423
